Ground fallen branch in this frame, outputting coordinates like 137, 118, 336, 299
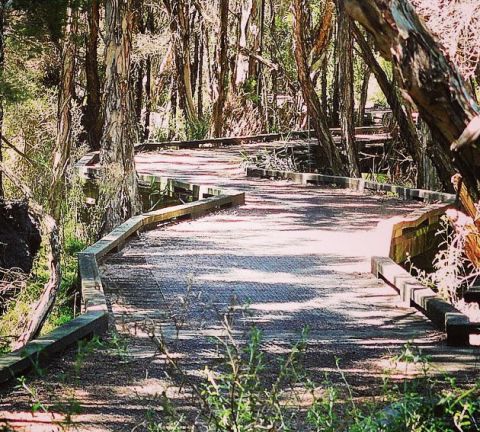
0, 161, 61, 349
1, 135, 40, 168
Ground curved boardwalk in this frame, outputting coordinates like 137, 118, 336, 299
1, 143, 479, 431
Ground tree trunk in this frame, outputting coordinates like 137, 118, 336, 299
0, 0, 5, 198
292, 0, 346, 175
100, 0, 140, 235
211, 0, 229, 138
85, 0, 102, 151
357, 64, 370, 126
169, 77, 178, 140
162, 0, 197, 125
352, 23, 426, 187
337, 0, 360, 177
197, 21, 204, 119
331, 24, 340, 126
345, 0, 480, 197
50, 5, 78, 222
235, 0, 253, 91
144, 7, 154, 141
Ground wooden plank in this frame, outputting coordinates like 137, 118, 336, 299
83, 216, 144, 260
372, 256, 473, 345
135, 126, 389, 152
0, 311, 107, 384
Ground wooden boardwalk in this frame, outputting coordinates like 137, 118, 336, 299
1, 143, 479, 431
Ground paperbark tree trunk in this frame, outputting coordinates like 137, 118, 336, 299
211, 0, 229, 137
352, 23, 425, 187
50, 5, 78, 222
100, 0, 140, 235
163, 0, 197, 124
0, 0, 5, 198
292, 0, 346, 175
345, 0, 480, 197
235, 0, 253, 91
357, 64, 370, 126
84, 0, 103, 151
337, 0, 360, 177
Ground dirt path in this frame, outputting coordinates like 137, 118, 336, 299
1, 144, 479, 431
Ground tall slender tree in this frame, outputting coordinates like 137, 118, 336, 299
211, 0, 229, 137
337, 0, 359, 177
292, 0, 346, 175
85, 0, 102, 151
100, 0, 140, 234
50, 4, 78, 222
0, 0, 6, 198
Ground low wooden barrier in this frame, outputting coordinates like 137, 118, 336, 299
246, 167, 455, 203
372, 256, 480, 346
0, 173, 245, 384
135, 126, 389, 152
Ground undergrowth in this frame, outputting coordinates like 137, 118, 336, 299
144, 319, 480, 432
407, 215, 480, 320
0, 234, 86, 353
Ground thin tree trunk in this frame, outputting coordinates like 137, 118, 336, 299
292, 0, 346, 175
331, 24, 340, 126
50, 5, 78, 222
321, 57, 328, 115
256, 0, 266, 100
169, 77, 178, 140
144, 8, 154, 141
197, 21, 204, 119
144, 56, 151, 141
357, 64, 370, 126
346, 0, 480, 197
100, 0, 140, 234
163, 0, 197, 124
352, 23, 425, 187
85, 0, 102, 151
337, 0, 360, 177
211, 0, 229, 137
235, 0, 253, 91
0, 0, 5, 198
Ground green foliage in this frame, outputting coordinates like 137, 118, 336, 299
0, 231, 86, 351
148, 326, 480, 431
186, 117, 209, 141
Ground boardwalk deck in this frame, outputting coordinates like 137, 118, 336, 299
1, 142, 479, 431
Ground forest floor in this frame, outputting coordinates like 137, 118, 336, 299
1, 142, 480, 431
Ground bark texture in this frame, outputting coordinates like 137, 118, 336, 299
50, 5, 78, 222
211, 0, 229, 137
353, 23, 426, 187
100, 0, 140, 235
337, 0, 360, 177
0, 0, 5, 198
292, 0, 346, 175
85, 0, 103, 151
345, 0, 480, 197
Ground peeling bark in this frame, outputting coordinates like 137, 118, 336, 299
345, 0, 480, 197
50, 5, 78, 222
100, 0, 140, 235
337, 0, 360, 177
